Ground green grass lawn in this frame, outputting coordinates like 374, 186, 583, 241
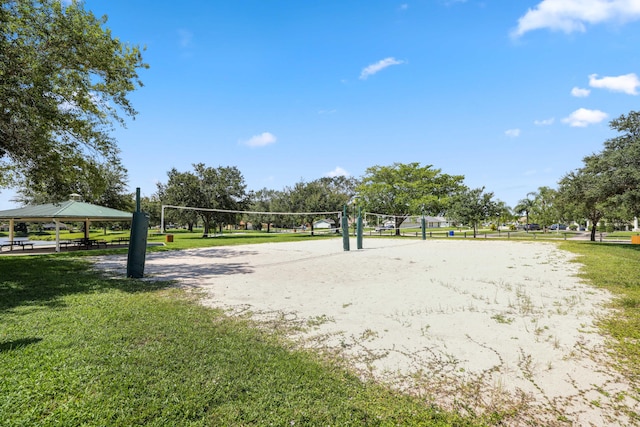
2, 237, 639, 425
148, 229, 337, 251
559, 242, 640, 388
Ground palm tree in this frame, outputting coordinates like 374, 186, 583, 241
514, 194, 536, 231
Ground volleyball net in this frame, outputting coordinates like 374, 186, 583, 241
161, 204, 434, 235
160, 204, 344, 235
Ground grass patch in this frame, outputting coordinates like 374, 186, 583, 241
149, 230, 336, 251
0, 255, 482, 426
558, 242, 640, 385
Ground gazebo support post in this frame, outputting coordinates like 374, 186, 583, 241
55, 220, 61, 252
9, 219, 14, 251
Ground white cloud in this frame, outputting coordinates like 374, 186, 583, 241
359, 57, 405, 80
318, 109, 337, 115
505, 128, 521, 137
325, 166, 350, 177
571, 87, 591, 97
240, 132, 277, 147
562, 108, 607, 127
589, 73, 640, 95
512, 0, 640, 37
534, 118, 555, 126
399, 4, 409, 10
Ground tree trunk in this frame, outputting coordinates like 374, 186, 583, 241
590, 225, 597, 241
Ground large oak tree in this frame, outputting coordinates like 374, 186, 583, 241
447, 186, 500, 238
557, 111, 640, 240
356, 162, 464, 235
157, 164, 248, 235
1, 0, 147, 199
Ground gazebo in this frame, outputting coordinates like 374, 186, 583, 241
0, 200, 132, 252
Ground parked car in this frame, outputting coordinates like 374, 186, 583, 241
375, 224, 394, 231
549, 224, 567, 230
525, 223, 541, 230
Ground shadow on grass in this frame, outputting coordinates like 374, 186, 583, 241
0, 256, 170, 312
0, 337, 43, 352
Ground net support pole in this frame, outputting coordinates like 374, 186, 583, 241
356, 206, 363, 249
127, 188, 149, 278
421, 207, 426, 241
341, 205, 350, 251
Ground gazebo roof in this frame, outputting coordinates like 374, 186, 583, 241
0, 200, 132, 222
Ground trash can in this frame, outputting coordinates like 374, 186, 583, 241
449, 230, 454, 236
165, 234, 174, 243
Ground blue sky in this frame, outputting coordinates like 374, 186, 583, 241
2, 0, 640, 210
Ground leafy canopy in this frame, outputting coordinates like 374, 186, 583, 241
157, 164, 248, 235
356, 162, 464, 216
0, 0, 147, 199
557, 110, 640, 239
447, 186, 499, 237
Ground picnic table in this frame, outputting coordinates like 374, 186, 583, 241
0, 239, 34, 250
73, 238, 107, 249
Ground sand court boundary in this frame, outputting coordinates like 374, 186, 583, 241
92, 238, 639, 426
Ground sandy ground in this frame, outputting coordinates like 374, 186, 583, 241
92, 238, 639, 426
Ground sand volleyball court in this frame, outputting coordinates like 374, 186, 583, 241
93, 238, 638, 426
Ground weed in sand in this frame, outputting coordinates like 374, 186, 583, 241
491, 313, 514, 324
420, 324, 431, 336
307, 314, 333, 328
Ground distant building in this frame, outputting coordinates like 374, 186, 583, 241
400, 216, 450, 228
313, 219, 336, 229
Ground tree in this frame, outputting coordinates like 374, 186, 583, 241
513, 195, 536, 230
587, 111, 640, 219
557, 168, 609, 241
13, 157, 133, 211
283, 176, 357, 235
156, 168, 200, 231
156, 164, 248, 235
140, 195, 162, 228
1, 0, 147, 199
556, 110, 640, 240
525, 187, 561, 231
246, 188, 278, 232
494, 200, 512, 230
447, 187, 499, 238
356, 163, 464, 235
